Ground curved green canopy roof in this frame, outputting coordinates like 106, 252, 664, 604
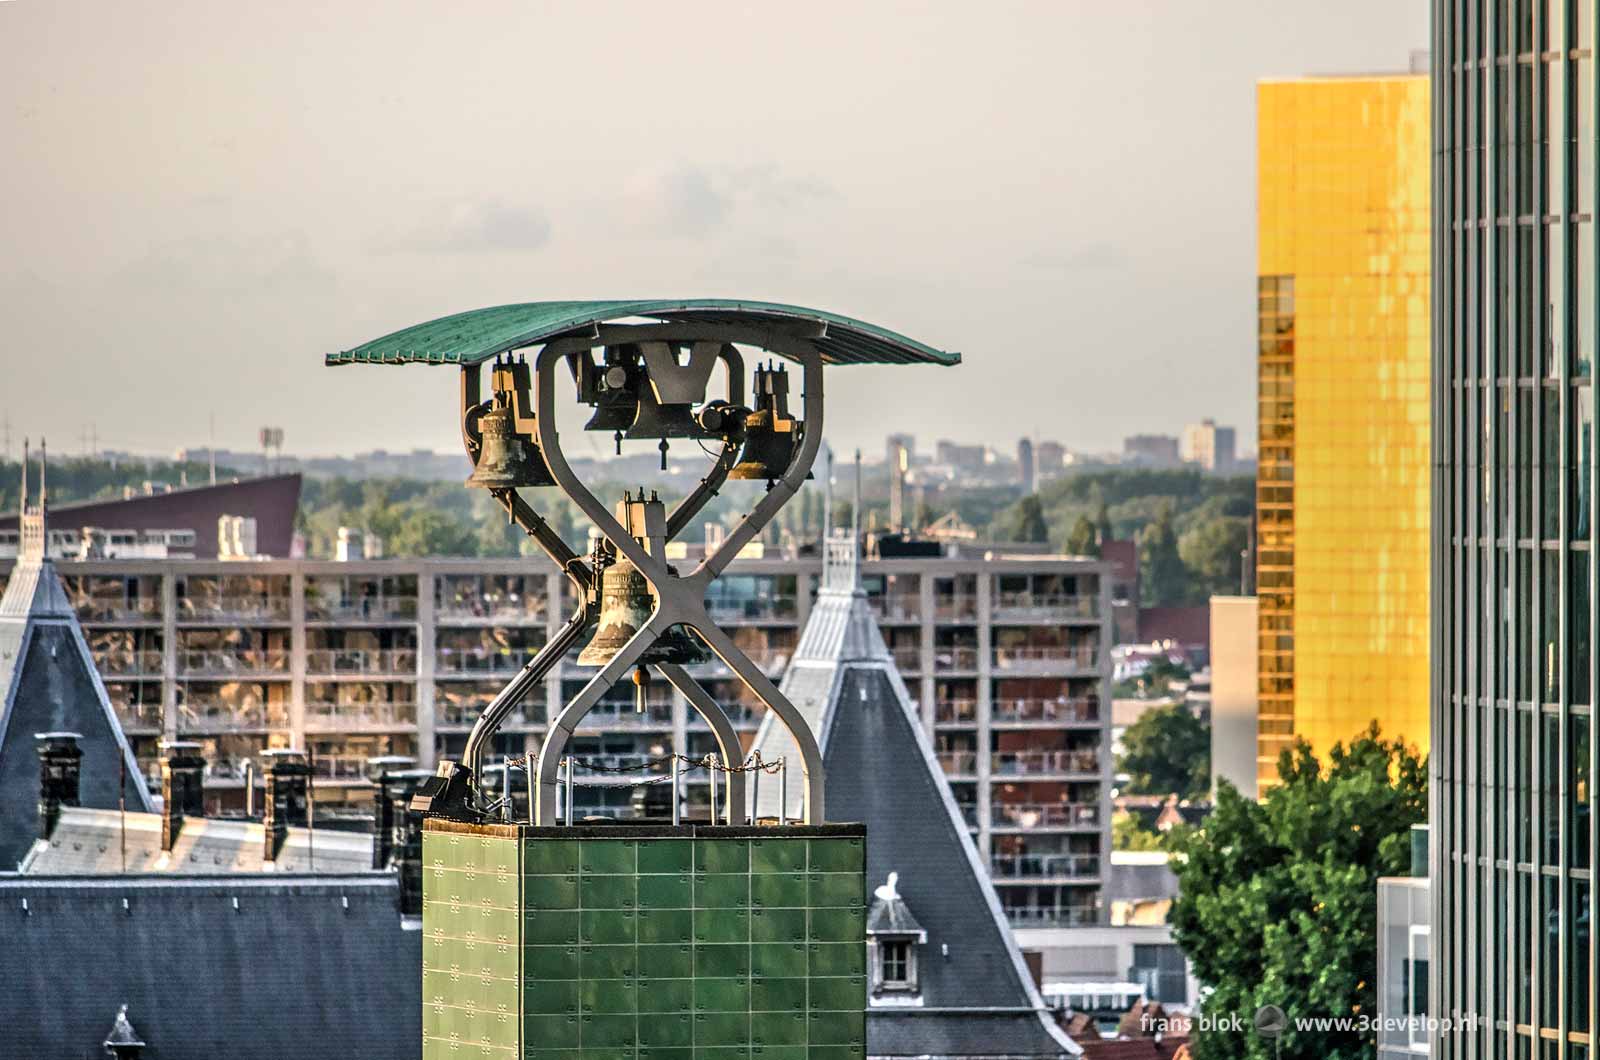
326, 299, 959, 367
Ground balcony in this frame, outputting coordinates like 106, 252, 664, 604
682, 649, 790, 680
991, 645, 1097, 673
868, 597, 922, 623
991, 749, 1100, 776
112, 701, 163, 731
936, 750, 978, 777
989, 853, 1101, 880
304, 700, 417, 730
991, 697, 1099, 725
577, 705, 674, 729
77, 598, 162, 623
955, 803, 980, 829
935, 699, 978, 725
890, 647, 923, 673
305, 597, 418, 622
933, 646, 980, 673
176, 649, 290, 677
1004, 905, 1100, 928
176, 700, 288, 732
436, 650, 540, 676
306, 649, 418, 676
436, 601, 547, 624
933, 598, 978, 622
704, 597, 798, 623
569, 752, 673, 773
992, 802, 1100, 829
310, 755, 370, 781
93, 649, 164, 678
992, 593, 1098, 622
178, 596, 291, 623
687, 704, 764, 729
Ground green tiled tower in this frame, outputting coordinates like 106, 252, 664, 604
422, 820, 867, 1060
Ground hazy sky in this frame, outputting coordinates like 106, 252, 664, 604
0, 0, 1427, 464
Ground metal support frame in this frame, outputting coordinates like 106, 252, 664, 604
449, 328, 828, 827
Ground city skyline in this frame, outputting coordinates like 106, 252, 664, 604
1, 1, 1424, 460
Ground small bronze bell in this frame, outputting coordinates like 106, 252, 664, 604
729, 362, 801, 480
576, 555, 709, 666
465, 401, 556, 489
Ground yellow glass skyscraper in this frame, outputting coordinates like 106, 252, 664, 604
1255, 74, 1431, 788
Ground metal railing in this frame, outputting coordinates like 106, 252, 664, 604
992, 593, 1099, 620
435, 601, 548, 623
933, 598, 979, 621
177, 596, 291, 622
868, 597, 923, 622
176, 700, 287, 731
991, 750, 1100, 776
704, 597, 799, 622
891, 647, 923, 672
76, 598, 162, 622
303, 700, 417, 728
1004, 906, 1100, 928
112, 701, 163, 730
306, 648, 418, 675
991, 802, 1101, 829
435, 650, 541, 675
310, 755, 370, 780
934, 699, 978, 724
435, 703, 541, 727
304, 597, 418, 622
991, 697, 1099, 724
936, 750, 978, 776
933, 646, 981, 672
989, 853, 1101, 879
92, 649, 164, 676
991, 645, 1097, 670
176, 649, 290, 676
683, 649, 789, 677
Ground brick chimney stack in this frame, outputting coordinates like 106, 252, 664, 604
365, 755, 417, 871
158, 740, 206, 852
261, 748, 309, 864
35, 732, 82, 841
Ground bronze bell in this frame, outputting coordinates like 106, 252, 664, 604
465, 401, 556, 489
576, 555, 709, 666
583, 358, 642, 434
729, 362, 801, 480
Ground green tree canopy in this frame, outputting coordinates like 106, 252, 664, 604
1138, 502, 1186, 604
1167, 726, 1427, 1060
1117, 702, 1209, 798
1008, 494, 1050, 543
1112, 809, 1166, 852
1064, 513, 1100, 556
1179, 516, 1249, 600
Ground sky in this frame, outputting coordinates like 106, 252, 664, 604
0, 0, 1428, 464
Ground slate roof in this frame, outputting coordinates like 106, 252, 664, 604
20, 806, 374, 875
0, 550, 152, 870
0, 874, 421, 1060
752, 532, 1078, 1059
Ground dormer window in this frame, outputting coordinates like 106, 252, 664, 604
867, 872, 926, 1001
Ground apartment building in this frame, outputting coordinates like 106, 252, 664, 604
0, 552, 1112, 927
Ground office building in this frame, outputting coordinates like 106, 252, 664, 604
1121, 435, 1180, 468
1255, 72, 1432, 788
1019, 438, 1036, 494
0, 550, 1113, 925
1179, 419, 1237, 473
1432, 3, 1596, 1053
1208, 595, 1258, 800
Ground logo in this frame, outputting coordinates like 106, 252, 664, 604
1254, 1004, 1288, 1040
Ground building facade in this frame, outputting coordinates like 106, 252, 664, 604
1433, 2, 1597, 1055
0, 552, 1113, 929
1256, 73, 1433, 789
1179, 419, 1237, 473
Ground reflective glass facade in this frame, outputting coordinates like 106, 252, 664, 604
1256, 76, 1434, 789
1435, 1, 1597, 1055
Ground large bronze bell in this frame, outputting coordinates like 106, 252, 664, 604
576, 554, 709, 666
465, 401, 556, 489
729, 362, 801, 480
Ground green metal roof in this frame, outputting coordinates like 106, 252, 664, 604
325, 300, 959, 367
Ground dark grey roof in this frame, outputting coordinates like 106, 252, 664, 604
0, 874, 421, 1060
0, 556, 153, 869
867, 884, 927, 938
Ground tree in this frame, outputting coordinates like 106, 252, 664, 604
1117, 703, 1209, 798
1065, 514, 1100, 557
1138, 502, 1186, 604
387, 508, 476, 557
1112, 810, 1165, 852
1179, 516, 1249, 600
1011, 495, 1049, 543
1166, 726, 1427, 1060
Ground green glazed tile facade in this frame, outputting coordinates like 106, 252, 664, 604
423, 822, 866, 1060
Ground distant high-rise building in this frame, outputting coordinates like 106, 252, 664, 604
1036, 441, 1067, 475
1434, 3, 1597, 1051
885, 432, 915, 470
1180, 419, 1237, 473
1255, 72, 1431, 789
1017, 438, 1035, 494
934, 439, 986, 470
887, 436, 911, 531
1122, 434, 1180, 468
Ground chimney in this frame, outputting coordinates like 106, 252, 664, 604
365, 755, 418, 870
391, 769, 432, 916
35, 732, 82, 841
158, 740, 206, 852
261, 749, 309, 863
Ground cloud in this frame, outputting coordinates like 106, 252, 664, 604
1021, 242, 1127, 272
375, 197, 552, 253
620, 162, 838, 239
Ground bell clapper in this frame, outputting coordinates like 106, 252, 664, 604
613, 430, 622, 455
658, 438, 669, 470
632, 664, 650, 714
